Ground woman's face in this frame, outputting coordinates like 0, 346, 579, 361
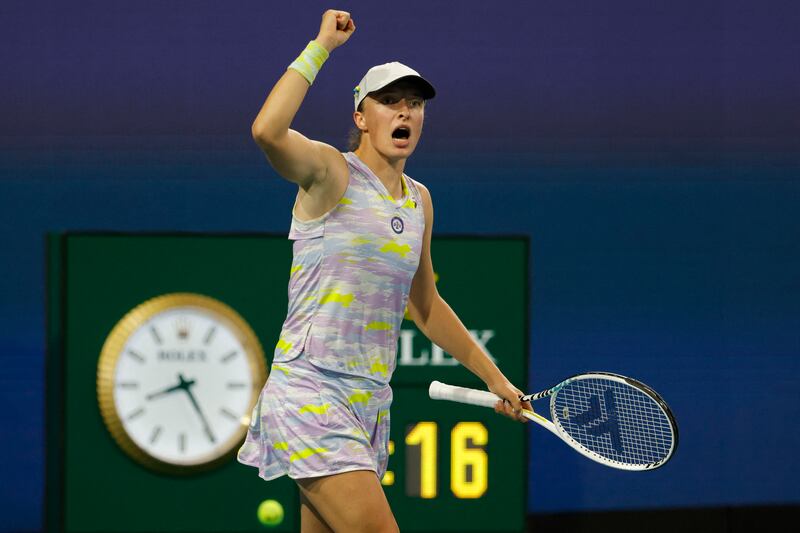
355, 80, 426, 159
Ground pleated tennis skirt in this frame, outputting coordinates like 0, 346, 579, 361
237, 354, 393, 481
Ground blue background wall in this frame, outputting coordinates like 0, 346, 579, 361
2, 1, 799, 531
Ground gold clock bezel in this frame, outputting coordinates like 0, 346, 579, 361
97, 292, 267, 475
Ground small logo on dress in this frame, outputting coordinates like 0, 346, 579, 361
391, 217, 404, 234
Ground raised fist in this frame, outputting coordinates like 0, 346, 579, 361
315, 10, 356, 53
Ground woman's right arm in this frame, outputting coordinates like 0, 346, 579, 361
251, 10, 355, 190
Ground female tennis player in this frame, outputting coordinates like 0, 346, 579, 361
237, 9, 531, 533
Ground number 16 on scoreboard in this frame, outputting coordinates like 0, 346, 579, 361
382, 422, 489, 499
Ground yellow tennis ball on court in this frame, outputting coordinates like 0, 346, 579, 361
257, 499, 284, 527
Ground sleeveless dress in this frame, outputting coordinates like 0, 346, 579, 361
237, 151, 425, 480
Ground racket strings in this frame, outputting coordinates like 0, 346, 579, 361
552, 378, 673, 466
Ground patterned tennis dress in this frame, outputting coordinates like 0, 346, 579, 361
237, 151, 425, 481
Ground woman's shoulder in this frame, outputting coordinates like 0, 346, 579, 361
402, 173, 432, 212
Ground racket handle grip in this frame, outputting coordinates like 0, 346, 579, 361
429, 381, 500, 408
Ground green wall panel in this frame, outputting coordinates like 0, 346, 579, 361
47, 233, 528, 533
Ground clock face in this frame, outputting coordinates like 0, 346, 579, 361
97, 293, 266, 474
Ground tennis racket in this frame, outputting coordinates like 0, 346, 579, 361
429, 372, 678, 471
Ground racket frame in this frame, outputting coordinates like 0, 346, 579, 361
524, 372, 678, 471
430, 372, 679, 471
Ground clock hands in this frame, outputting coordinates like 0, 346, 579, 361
145, 378, 186, 401
145, 373, 216, 444
180, 374, 217, 444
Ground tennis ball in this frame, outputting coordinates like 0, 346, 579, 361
257, 499, 284, 527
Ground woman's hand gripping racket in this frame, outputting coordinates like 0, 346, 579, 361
430, 372, 678, 471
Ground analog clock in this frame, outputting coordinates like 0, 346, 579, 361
97, 292, 267, 474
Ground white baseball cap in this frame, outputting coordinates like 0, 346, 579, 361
353, 62, 436, 111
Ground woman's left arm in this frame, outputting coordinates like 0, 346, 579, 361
406, 184, 530, 422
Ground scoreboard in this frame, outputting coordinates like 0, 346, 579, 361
384, 391, 527, 531
46, 233, 528, 532
385, 238, 528, 532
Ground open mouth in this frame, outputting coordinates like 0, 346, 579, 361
392, 126, 411, 140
